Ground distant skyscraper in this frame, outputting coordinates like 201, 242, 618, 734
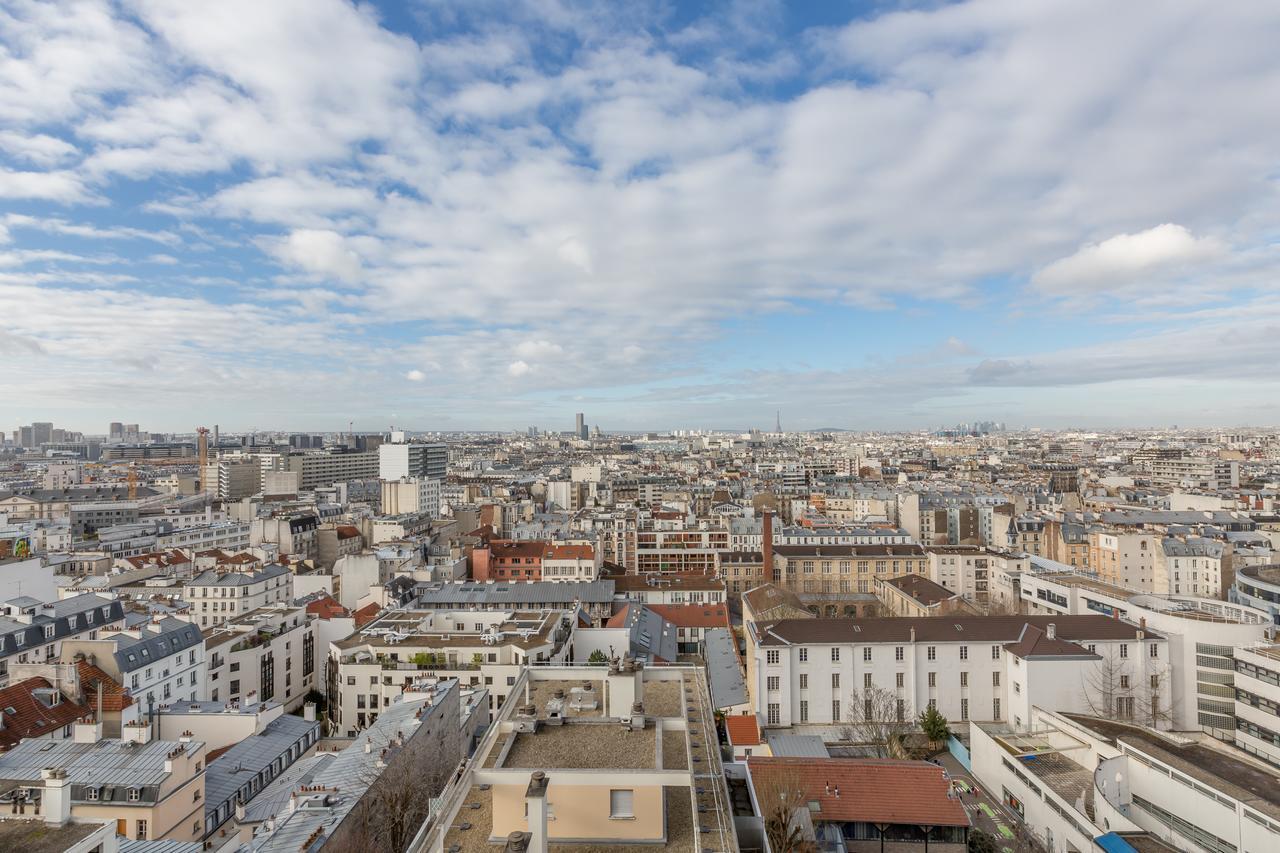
575, 412, 587, 440
31, 422, 53, 446
109, 421, 123, 441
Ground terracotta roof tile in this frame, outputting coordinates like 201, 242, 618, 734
725, 714, 762, 746
648, 603, 731, 629
748, 757, 969, 827
0, 678, 93, 751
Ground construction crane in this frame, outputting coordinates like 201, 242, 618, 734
126, 462, 138, 500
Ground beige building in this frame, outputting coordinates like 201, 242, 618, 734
419, 661, 739, 852
0, 718, 206, 842
772, 543, 927, 595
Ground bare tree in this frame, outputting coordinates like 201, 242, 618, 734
839, 685, 912, 757
754, 764, 818, 853
1081, 647, 1174, 727
335, 720, 460, 852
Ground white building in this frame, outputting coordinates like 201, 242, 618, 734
185, 562, 294, 628
380, 476, 441, 518
746, 615, 1167, 730
378, 441, 447, 481
204, 603, 317, 712
60, 616, 206, 715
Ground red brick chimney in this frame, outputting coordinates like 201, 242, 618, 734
762, 510, 774, 580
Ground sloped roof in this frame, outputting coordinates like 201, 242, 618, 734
747, 757, 969, 827
0, 678, 92, 751
725, 714, 762, 746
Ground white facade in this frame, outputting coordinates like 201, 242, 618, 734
205, 604, 317, 712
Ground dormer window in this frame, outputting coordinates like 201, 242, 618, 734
86, 787, 99, 801
44, 626, 55, 639
129, 788, 140, 802
86, 611, 94, 624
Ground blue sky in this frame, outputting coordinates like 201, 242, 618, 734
2, 0, 1279, 434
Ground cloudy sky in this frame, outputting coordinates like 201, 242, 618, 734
2, 0, 1279, 434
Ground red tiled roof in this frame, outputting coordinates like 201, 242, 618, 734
747, 757, 970, 827
0, 678, 93, 751
305, 594, 350, 620
725, 714, 762, 746
487, 540, 547, 560
335, 525, 361, 540
354, 603, 381, 627
76, 660, 133, 713
647, 603, 730, 629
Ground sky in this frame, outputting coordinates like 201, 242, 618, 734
2, 0, 1279, 435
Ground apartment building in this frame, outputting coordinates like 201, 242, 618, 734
746, 615, 1167, 730
380, 476, 442, 518
634, 515, 728, 574
1159, 536, 1226, 597
876, 574, 976, 618
609, 571, 727, 605
1233, 644, 1280, 768
331, 608, 572, 731
412, 580, 617, 624
0, 718, 207, 843
1017, 567, 1270, 735
1232, 562, 1280, 624
718, 550, 769, 595
1090, 529, 1158, 590
61, 616, 206, 713
378, 440, 447, 481
202, 458, 262, 500
284, 449, 379, 490
928, 546, 1030, 603
185, 561, 293, 628
204, 603, 316, 711
419, 662, 739, 853
970, 707, 1280, 853
0, 594, 127, 688
772, 543, 928, 595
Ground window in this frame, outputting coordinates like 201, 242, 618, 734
44, 625, 55, 639
766, 650, 779, 665
896, 699, 905, 721
129, 788, 140, 802
799, 700, 809, 722
863, 647, 871, 662
1120, 644, 1129, 659
991, 645, 1001, 660
928, 672, 936, 687
609, 789, 634, 819
960, 646, 968, 661
767, 676, 780, 691
961, 698, 969, 721
960, 671, 968, 687
927, 646, 936, 661
864, 697, 873, 719
895, 672, 904, 688
799, 674, 808, 690
1013, 682, 1021, 695
832, 700, 841, 722
831, 648, 840, 662
87, 787, 98, 801
137, 820, 148, 840
1150, 644, 1159, 658
1150, 674, 1160, 689
831, 673, 840, 689
767, 703, 780, 725
895, 646, 904, 661
993, 698, 1001, 719
1120, 675, 1130, 689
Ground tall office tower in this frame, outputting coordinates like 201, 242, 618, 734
31, 422, 53, 446
213, 424, 220, 447
18, 425, 34, 448
379, 440, 447, 480
576, 412, 587, 440
109, 422, 124, 441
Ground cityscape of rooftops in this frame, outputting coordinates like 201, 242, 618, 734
3, 2, 1280, 852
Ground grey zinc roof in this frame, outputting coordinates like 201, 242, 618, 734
251, 685, 455, 853
0, 736, 203, 789
413, 578, 615, 606
113, 617, 203, 673
188, 562, 291, 586
240, 752, 335, 823
204, 714, 319, 827
765, 733, 831, 758
704, 627, 748, 710
119, 841, 203, 853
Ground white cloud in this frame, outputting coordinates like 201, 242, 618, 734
270, 228, 363, 283
406, 369, 426, 382
0, 131, 79, 167
0, 168, 90, 202
506, 360, 532, 377
1032, 224, 1225, 295
514, 339, 564, 360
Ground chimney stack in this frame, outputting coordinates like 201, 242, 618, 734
1046, 623, 1056, 640
41, 768, 71, 827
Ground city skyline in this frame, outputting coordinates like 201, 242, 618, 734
3, 1, 1280, 430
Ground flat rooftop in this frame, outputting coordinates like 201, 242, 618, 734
0, 820, 104, 853
1064, 714, 1280, 820
502, 723, 656, 769
1020, 751, 1094, 815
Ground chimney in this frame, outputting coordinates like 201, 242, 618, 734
122, 720, 153, 745
504, 832, 532, 853
73, 717, 103, 744
524, 771, 549, 853
762, 511, 774, 580
303, 702, 317, 722
41, 768, 71, 827
1046, 623, 1056, 640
